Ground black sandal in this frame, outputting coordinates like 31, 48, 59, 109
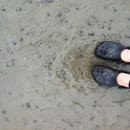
92, 65, 130, 89
95, 41, 130, 63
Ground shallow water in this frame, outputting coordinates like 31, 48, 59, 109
1, 0, 130, 130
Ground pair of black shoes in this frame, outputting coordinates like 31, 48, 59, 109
92, 41, 130, 89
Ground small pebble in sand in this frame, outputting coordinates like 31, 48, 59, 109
110, 18, 114, 22
43, 0, 54, 4
64, 20, 68, 23
20, 27, 24, 31
88, 32, 94, 36
113, 7, 117, 12
47, 12, 50, 16
48, 34, 52, 37
76, 7, 79, 10
98, 24, 104, 29
57, 12, 61, 17
29, 43, 33, 46
5, 117, 9, 122
10, 52, 14, 55
11, 59, 15, 63
20, 38, 23, 41
33, 120, 37, 123
117, 115, 120, 119
26, 103, 31, 108
90, 116, 95, 121
65, 8, 70, 12
108, 27, 111, 30
64, 37, 68, 41
87, 22, 92, 27
35, 105, 38, 109
38, 54, 41, 58
61, 19, 63, 22
28, 0, 32, 3
25, 32, 29, 35
8, 92, 12, 96
93, 104, 96, 108
6, 65, 10, 67
13, 42, 17, 45
125, 35, 127, 38
16, 7, 22, 12
51, 55, 55, 60
2, 110, 6, 115
2, 9, 6, 11
75, 56, 78, 59
95, 125, 99, 130
79, 31, 83, 36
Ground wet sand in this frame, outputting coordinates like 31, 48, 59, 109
0, 0, 130, 130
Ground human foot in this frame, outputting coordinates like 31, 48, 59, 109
121, 49, 130, 62
116, 73, 130, 88
95, 41, 130, 63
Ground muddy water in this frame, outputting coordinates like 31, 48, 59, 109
1, 0, 130, 130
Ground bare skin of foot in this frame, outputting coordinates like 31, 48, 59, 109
117, 73, 130, 88
121, 49, 130, 62
116, 49, 130, 88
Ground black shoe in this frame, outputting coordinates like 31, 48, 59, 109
95, 41, 130, 63
92, 65, 130, 89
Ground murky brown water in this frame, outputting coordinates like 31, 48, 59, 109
1, 0, 130, 130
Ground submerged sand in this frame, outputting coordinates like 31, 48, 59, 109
0, 0, 130, 130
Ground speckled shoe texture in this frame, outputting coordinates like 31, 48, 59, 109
92, 65, 130, 89
95, 41, 130, 63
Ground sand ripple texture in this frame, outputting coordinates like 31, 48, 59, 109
0, 0, 130, 130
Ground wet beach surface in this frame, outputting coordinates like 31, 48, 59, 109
0, 0, 130, 129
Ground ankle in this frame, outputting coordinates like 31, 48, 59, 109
121, 49, 130, 62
